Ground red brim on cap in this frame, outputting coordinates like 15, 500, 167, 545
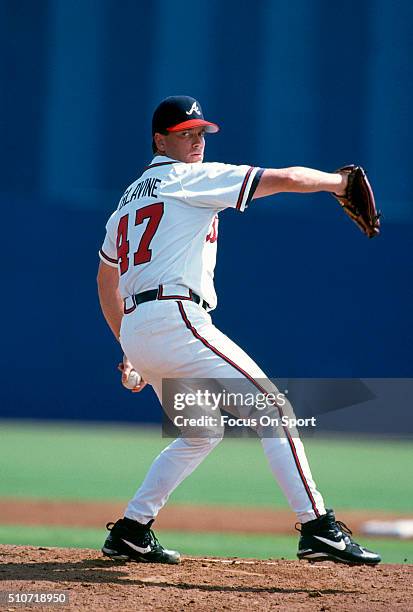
167, 119, 220, 133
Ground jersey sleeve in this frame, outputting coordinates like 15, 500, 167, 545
98, 211, 118, 268
172, 162, 264, 212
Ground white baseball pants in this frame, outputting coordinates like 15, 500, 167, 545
119, 297, 326, 524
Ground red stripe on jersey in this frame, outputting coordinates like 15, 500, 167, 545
99, 248, 118, 264
236, 167, 254, 210
176, 300, 321, 518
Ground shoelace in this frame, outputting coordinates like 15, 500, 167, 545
147, 529, 160, 548
294, 518, 353, 537
335, 520, 365, 548
106, 521, 160, 549
335, 520, 352, 537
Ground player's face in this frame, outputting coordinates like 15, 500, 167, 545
157, 128, 206, 163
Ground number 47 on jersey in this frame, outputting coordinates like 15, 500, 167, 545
116, 202, 164, 275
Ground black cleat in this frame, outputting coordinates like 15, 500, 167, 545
296, 509, 381, 565
102, 517, 181, 564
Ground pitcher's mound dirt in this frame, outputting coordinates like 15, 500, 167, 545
0, 545, 411, 611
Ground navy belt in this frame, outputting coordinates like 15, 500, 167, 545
124, 286, 209, 314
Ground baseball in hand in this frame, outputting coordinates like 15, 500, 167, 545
122, 369, 142, 390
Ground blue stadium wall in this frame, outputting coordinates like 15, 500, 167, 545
1, 0, 412, 431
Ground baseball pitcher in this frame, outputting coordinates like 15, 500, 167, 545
97, 95, 381, 565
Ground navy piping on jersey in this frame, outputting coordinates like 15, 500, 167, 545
99, 248, 118, 265
176, 300, 321, 518
144, 161, 177, 171
236, 167, 255, 210
247, 168, 264, 205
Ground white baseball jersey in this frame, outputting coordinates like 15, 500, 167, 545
99, 155, 263, 309
98, 154, 327, 527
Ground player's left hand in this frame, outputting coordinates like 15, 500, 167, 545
332, 165, 381, 238
118, 355, 147, 393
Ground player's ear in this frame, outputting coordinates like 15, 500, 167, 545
154, 132, 167, 155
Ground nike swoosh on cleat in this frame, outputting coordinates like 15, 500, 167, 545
314, 536, 346, 551
360, 548, 379, 558
299, 549, 313, 554
121, 539, 152, 554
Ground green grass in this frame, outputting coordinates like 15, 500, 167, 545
0, 525, 410, 565
0, 421, 411, 511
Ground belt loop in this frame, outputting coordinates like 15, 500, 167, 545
157, 284, 163, 299
124, 295, 136, 314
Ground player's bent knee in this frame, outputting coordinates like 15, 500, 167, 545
183, 435, 223, 449
208, 435, 223, 448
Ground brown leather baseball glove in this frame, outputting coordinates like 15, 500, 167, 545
332, 165, 381, 238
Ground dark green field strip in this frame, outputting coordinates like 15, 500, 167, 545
0, 525, 411, 565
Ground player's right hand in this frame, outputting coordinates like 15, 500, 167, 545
118, 355, 147, 393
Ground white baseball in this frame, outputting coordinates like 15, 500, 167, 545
122, 370, 142, 390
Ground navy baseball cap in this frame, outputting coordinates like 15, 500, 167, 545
152, 96, 220, 135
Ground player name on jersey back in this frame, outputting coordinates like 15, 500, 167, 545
119, 177, 162, 209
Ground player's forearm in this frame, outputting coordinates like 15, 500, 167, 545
253, 167, 347, 199
98, 287, 123, 340
96, 262, 123, 341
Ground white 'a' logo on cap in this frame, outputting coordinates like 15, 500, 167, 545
186, 102, 201, 116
